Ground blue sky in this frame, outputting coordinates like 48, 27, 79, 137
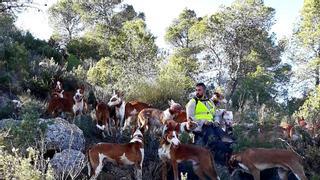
15, 0, 304, 49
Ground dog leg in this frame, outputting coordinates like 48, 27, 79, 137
203, 164, 218, 180
277, 168, 288, 180
135, 166, 142, 180
290, 165, 307, 180
106, 122, 111, 137
193, 164, 206, 180
251, 169, 260, 180
172, 161, 179, 180
121, 118, 130, 135
161, 160, 168, 180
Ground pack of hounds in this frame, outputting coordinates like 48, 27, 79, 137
46, 81, 308, 180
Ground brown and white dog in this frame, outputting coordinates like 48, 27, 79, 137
51, 81, 74, 101
214, 109, 233, 133
162, 119, 198, 136
47, 96, 74, 118
137, 100, 183, 134
158, 129, 219, 180
173, 110, 187, 123
228, 148, 307, 180
87, 127, 145, 180
297, 117, 320, 138
72, 87, 88, 116
47, 85, 87, 121
95, 102, 112, 137
211, 92, 227, 106
279, 122, 296, 140
52, 81, 64, 98
108, 91, 152, 133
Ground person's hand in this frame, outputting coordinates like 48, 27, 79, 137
204, 121, 212, 126
213, 121, 220, 127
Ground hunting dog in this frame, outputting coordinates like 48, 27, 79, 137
108, 91, 152, 133
95, 102, 112, 137
138, 100, 183, 134
162, 119, 198, 135
87, 127, 145, 180
72, 87, 88, 116
228, 148, 307, 180
158, 129, 219, 180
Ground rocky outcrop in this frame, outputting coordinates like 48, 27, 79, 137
49, 149, 86, 179
40, 117, 85, 152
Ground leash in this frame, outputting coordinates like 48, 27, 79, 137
277, 138, 305, 159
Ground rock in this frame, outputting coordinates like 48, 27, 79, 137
49, 149, 86, 179
40, 117, 85, 151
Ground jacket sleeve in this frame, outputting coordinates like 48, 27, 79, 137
186, 99, 196, 121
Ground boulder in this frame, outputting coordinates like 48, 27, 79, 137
40, 117, 85, 151
49, 149, 86, 179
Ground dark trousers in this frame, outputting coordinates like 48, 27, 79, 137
194, 124, 233, 165
203, 124, 226, 145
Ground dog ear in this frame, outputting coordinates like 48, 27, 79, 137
162, 124, 168, 137
139, 126, 145, 134
168, 99, 176, 106
79, 84, 85, 91
174, 124, 180, 132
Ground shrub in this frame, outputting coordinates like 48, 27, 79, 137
87, 57, 120, 91
0, 146, 54, 180
66, 54, 81, 71
0, 99, 14, 119
304, 145, 320, 177
232, 125, 283, 152
127, 63, 194, 109
23, 57, 67, 99
0, 72, 11, 89
294, 85, 320, 128
127, 79, 189, 109
6, 99, 51, 150
2, 42, 29, 75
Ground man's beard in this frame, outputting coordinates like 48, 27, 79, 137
196, 93, 203, 98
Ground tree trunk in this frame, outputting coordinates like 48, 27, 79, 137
316, 51, 320, 86
228, 79, 238, 100
316, 67, 320, 86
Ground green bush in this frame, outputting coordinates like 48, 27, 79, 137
2, 42, 29, 75
23, 58, 67, 99
66, 54, 81, 71
0, 146, 54, 180
127, 63, 194, 109
127, 79, 189, 109
7, 99, 51, 150
300, 145, 320, 178
294, 85, 320, 128
232, 125, 283, 152
87, 57, 120, 90
0, 72, 11, 89
0, 101, 14, 119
